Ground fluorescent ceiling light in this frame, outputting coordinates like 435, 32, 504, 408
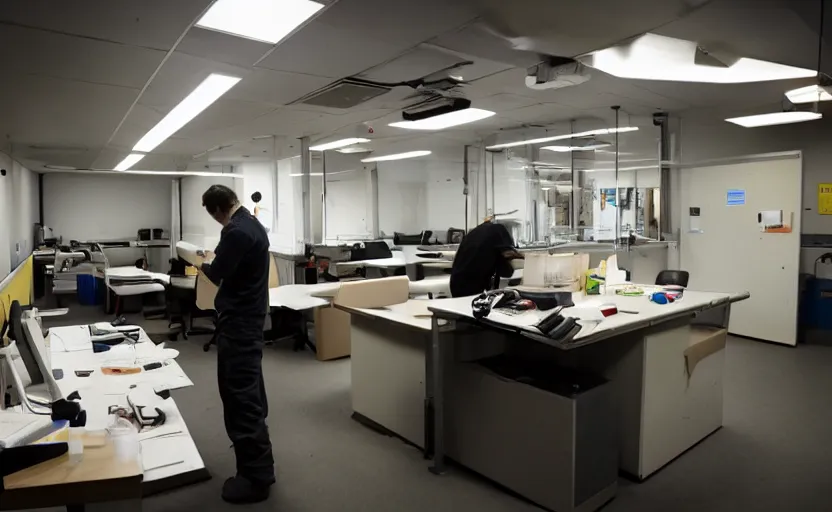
541, 143, 611, 153
725, 111, 822, 128
309, 138, 370, 151
336, 146, 373, 154
133, 74, 241, 153
487, 127, 638, 150
581, 33, 816, 83
361, 151, 432, 163
290, 170, 354, 177
114, 153, 145, 171
196, 0, 324, 44
389, 108, 496, 130
786, 84, 832, 104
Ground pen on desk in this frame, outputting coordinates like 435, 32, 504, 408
618, 309, 639, 314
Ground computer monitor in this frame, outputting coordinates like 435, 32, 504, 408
7, 301, 62, 401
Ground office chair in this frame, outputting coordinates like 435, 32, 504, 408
655, 270, 690, 288
2, 301, 85, 426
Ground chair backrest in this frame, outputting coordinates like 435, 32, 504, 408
268, 253, 279, 288
655, 270, 690, 287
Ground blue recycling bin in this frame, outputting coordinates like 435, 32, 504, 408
76, 274, 98, 306
806, 277, 832, 331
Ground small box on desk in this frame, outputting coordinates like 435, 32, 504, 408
313, 307, 351, 361
447, 356, 617, 512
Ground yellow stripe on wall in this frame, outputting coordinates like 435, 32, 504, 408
0, 256, 34, 343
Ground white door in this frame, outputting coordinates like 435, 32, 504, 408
680, 155, 802, 346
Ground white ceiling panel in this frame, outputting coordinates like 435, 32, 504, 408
134, 52, 252, 112
176, 28, 273, 68
0, 0, 213, 50
218, 108, 332, 141
359, 46, 470, 83
0, 75, 138, 149
473, 0, 706, 57
1, 25, 164, 89
360, 44, 513, 84
257, 19, 408, 79
431, 22, 543, 68
497, 103, 587, 126
469, 93, 541, 113
316, 0, 477, 48
656, 0, 822, 71
226, 68, 334, 106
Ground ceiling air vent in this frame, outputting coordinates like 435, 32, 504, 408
293, 79, 391, 109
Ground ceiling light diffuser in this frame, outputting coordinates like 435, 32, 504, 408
133, 74, 241, 153
196, 0, 324, 44
541, 143, 611, 152
487, 127, 638, 150
114, 153, 145, 172
389, 108, 496, 130
336, 146, 373, 154
581, 33, 816, 83
309, 138, 371, 151
725, 111, 822, 128
786, 84, 832, 104
361, 151, 432, 163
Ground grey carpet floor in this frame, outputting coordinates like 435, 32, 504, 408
31, 306, 832, 511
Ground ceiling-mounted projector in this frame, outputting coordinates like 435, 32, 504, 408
526, 61, 591, 91
402, 97, 472, 121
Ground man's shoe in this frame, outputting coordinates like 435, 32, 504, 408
222, 476, 271, 504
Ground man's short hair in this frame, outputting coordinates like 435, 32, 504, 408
202, 185, 239, 216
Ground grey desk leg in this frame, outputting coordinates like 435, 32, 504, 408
429, 315, 446, 475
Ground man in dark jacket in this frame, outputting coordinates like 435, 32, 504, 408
450, 219, 524, 297
199, 184, 274, 504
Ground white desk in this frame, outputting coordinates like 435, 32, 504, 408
105, 267, 168, 315
337, 285, 749, 489
47, 325, 208, 491
268, 283, 339, 311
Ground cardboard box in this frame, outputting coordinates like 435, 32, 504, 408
447, 358, 617, 512
313, 306, 351, 361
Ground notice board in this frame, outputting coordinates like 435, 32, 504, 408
819, 184, 832, 215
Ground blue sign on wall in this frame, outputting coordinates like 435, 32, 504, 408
727, 189, 746, 206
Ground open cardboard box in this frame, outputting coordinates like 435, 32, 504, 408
315, 276, 411, 361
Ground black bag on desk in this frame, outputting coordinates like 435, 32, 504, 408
350, 241, 392, 261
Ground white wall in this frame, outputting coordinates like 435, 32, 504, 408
180, 175, 237, 250
44, 173, 172, 242
0, 152, 39, 278
676, 117, 832, 272
237, 162, 276, 233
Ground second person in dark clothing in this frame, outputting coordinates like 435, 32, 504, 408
450, 219, 524, 297
199, 184, 275, 504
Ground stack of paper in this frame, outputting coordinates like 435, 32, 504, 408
0, 412, 57, 449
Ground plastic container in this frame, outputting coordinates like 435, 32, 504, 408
108, 417, 141, 463
76, 274, 98, 305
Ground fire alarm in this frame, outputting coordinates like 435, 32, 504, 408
368, 127, 374, 134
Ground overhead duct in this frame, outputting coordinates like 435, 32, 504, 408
526, 60, 590, 90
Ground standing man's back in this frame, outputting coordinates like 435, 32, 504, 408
199, 185, 275, 504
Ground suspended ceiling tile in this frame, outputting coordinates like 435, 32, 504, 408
0, 0, 213, 50
177, 100, 279, 138
136, 52, 251, 112
655, 0, 820, 70
0, 25, 164, 89
359, 46, 469, 83
226, 68, 335, 106
257, 20, 407, 79
498, 103, 586, 125
0, 75, 138, 149
316, 0, 477, 48
470, 93, 541, 113
431, 22, 543, 68
176, 28, 273, 68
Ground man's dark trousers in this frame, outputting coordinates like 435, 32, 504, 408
216, 314, 275, 485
